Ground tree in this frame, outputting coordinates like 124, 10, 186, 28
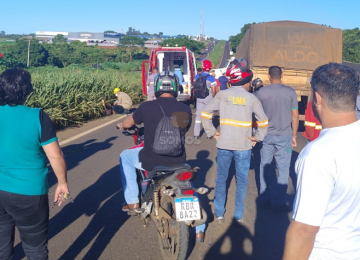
161, 37, 205, 55
0, 51, 23, 69
119, 36, 145, 47
104, 30, 116, 33
7, 39, 49, 67
0, 31, 5, 35
53, 34, 67, 44
159, 32, 163, 37
229, 22, 255, 53
343, 28, 360, 63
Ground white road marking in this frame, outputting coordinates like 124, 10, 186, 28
59, 115, 127, 147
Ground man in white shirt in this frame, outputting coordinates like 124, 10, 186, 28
283, 63, 360, 260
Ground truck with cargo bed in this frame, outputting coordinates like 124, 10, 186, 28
235, 21, 343, 120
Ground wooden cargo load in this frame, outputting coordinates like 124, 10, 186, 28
235, 21, 343, 119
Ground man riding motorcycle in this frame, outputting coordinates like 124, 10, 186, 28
117, 71, 207, 242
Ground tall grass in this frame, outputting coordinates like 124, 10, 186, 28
25, 67, 143, 127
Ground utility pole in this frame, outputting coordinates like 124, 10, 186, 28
27, 40, 30, 68
200, 7, 203, 41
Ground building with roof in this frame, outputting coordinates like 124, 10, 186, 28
35, 31, 124, 44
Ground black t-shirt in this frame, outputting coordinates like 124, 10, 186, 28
39, 109, 57, 145
133, 97, 192, 171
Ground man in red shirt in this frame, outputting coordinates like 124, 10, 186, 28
302, 101, 322, 142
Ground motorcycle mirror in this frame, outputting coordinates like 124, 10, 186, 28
196, 187, 208, 195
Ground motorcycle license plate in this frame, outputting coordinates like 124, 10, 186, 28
175, 197, 201, 221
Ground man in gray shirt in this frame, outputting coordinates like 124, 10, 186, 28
256, 66, 299, 211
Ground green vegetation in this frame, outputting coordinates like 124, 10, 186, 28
0, 39, 149, 69
229, 23, 255, 53
119, 36, 145, 47
161, 37, 205, 55
0, 41, 15, 45
208, 40, 226, 68
343, 28, 360, 63
25, 67, 143, 128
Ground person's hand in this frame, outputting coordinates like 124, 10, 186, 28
116, 123, 123, 130
248, 136, 258, 147
214, 132, 221, 141
54, 183, 70, 207
292, 136, 297, 148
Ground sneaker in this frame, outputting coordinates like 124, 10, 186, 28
214, 213, 225, 224
122, 202, 140, 212
194, 136, 200, 140
232, 217, 243, 226
207, 136, 213, 140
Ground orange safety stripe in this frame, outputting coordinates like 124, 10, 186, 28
201, 111, 213, 119
220, 118, 252, 128
256, 120, 269, 128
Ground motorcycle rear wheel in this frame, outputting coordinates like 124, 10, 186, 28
157, 195, 189, 260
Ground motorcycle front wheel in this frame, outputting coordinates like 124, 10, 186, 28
157, 195, 189, 260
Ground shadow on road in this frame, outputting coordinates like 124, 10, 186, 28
13, 165, 128, 260
202, 144, 299, 259
47, 137, 118, 189
187, 150, 214, 257
204, 218, 253, 259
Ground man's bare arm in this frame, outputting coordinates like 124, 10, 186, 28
211, 86, 216, 97
283, 220, 319, 260
117, 114, 136, 129
292, 109, 299, 148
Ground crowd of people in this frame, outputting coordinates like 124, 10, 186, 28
0, 57, 359, 259
117, 58, 360, 259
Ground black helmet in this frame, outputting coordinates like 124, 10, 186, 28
250, 78, 263, 93
154, 71, 180, 98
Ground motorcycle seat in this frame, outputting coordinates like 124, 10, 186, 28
148, 164, 191, 176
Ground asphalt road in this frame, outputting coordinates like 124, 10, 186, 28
220, 41, 230, 68
196, 41, 217, 61
12, 109, 306, 260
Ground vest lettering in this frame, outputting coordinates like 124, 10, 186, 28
230, 96, 246, 105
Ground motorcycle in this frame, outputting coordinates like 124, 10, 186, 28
120, 126, 208, 260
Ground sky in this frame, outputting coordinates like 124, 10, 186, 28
1, 0, 359, 39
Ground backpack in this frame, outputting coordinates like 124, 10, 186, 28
193, 74, 210, 99
152, 103, 183, 157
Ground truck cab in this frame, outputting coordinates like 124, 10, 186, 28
142, 46, 197, 105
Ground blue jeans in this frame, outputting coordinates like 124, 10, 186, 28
119, 147, 144, 204
259, 134, 293, 206
214, 149, 251, 220
119, 148, 205, 233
